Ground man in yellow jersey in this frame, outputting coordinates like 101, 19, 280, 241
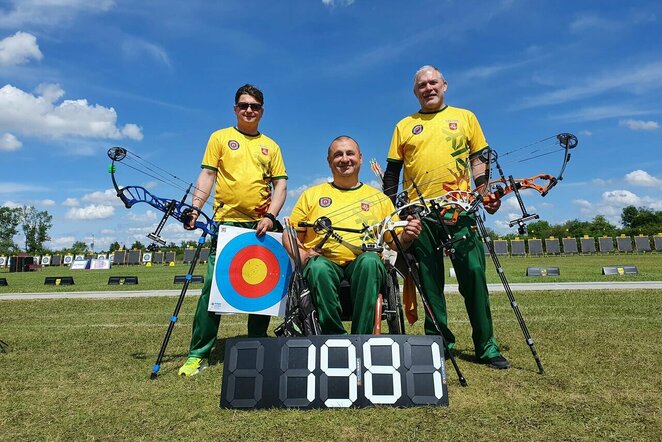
178, 84, 288, 376
285, 136, 421, 334
383, 65, 509, 369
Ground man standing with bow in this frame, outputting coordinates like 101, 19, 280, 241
383, 65, 509, 369
179, 84, 287, 376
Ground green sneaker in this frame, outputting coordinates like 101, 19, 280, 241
178, 357, 207, 377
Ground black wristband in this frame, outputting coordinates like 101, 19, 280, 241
263, 213, 277, 224
474, 175, 488, 188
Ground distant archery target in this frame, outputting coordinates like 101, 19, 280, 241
41, 256, 51, 266
0, 256, 6, 267
142, 252, 152, 263
74, 254, 84, 261
63, 255, 74, 265
215, 232, 292, 312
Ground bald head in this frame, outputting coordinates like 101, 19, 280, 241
327, 135, 362, 187
327, 135, 361, 159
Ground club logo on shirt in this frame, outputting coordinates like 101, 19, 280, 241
319, 197, 332, 208
412, 124, 424, 135
361, 202, 370, 211
261, 147, 269, 155
448, 121, 458, 130
228, 140, 240, 150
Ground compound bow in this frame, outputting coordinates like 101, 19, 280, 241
107, 146, 218, 243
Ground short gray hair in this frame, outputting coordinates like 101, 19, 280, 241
413, 65, 445, 88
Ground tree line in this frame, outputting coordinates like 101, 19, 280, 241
501, 207, 662, 240
1, 205, 660, 256
0, 206, 52, 255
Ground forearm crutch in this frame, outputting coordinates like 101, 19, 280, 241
388, 230, 468, 387
474, 214, 545, 374
150, 227, 212, 379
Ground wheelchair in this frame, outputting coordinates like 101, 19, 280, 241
275, 259, 405, 337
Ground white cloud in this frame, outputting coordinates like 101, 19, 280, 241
122, 38, 171, 68
287, 177, 332, 200
493, 219, 512, 232
575, 190, 662, 225
552, 105, 653, 122
0, 182, 49, 193
38, 199, 56, 207
0, 0, 114, 28
624, 170, 662, 188
517, 61, 662, 109
591, 178, 613, 187
579, 130, 593, 136
65, 204, 115, 220
2, 200, 22, 208
127, 210, 158, 222
121, 123, 143, 140
0, 31, 42, 66
0, 132, 21, 151
322, 0, 355, 7
603, 189, 641, 206
619, 119, 659, 131
62, 198, 79, 207
569, 11, 656, 33
81, 188, 123, 206
46, 236, 77, 249
569, 14, 616, 32
462, 59, 532, 80
502, 198, 523, 211
573, 199, 592, 210
0, 83, 143, 141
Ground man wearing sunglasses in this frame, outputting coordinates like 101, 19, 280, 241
382, 65, 509, 370
178, 84, 288, 377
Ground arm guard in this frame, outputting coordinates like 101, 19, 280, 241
383, 160, 403, 206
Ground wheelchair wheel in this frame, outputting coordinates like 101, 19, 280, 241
274, 276, 305, 337
384, 270, 404, 334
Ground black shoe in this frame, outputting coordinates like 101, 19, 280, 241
482, 355, 510, 369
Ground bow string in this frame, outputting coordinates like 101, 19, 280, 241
107, 146, 220, 242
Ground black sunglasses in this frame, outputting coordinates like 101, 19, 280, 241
236, 102, 263, 111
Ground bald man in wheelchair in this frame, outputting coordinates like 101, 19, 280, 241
283, 136, 421, 334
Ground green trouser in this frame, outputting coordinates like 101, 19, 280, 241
412, 213, 500, 360
303, 253, 387, 335
188, 221, 270, 359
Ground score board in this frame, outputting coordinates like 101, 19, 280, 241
220, 335, 448, 409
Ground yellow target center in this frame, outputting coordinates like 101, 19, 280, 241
242, 258, 268, 285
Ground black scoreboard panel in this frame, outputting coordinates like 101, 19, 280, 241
220, 335, 448, 409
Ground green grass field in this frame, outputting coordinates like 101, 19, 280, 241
2, 254, 662, 294
1, 254, 661, 440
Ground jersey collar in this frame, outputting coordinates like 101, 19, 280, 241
418, 104, 448, 115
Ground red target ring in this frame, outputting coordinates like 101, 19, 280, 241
228, 245, 280, 298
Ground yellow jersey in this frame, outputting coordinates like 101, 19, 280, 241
289, 182, 395, 265
201, 126, 287, 222
387, 105, 487, 200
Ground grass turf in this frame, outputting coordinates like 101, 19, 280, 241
1, 289, 660, 440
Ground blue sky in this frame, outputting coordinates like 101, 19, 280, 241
1, 0, 661, 252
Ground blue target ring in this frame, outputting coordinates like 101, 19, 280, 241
215, 232, 292, 312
